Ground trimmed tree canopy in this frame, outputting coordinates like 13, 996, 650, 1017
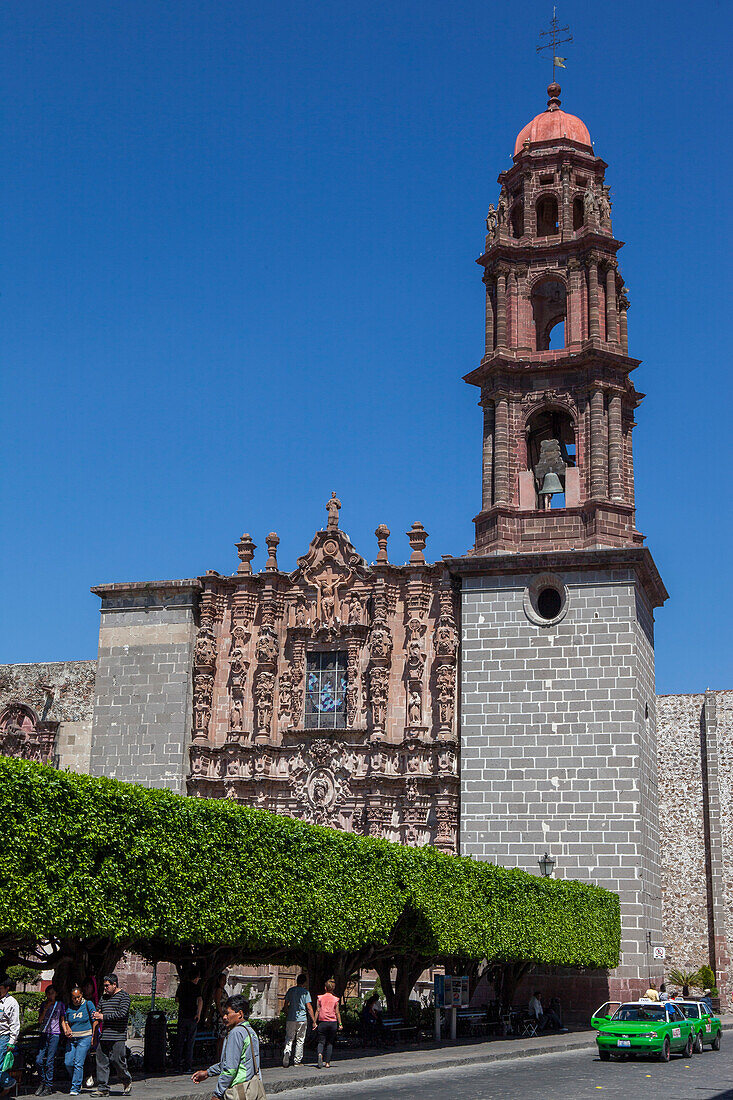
0, 756, 620, 969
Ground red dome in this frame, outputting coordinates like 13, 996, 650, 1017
514, 84, 591, 155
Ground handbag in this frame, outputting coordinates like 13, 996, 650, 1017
223, 1025, 266, 1100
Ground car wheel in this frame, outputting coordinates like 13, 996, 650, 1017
599, 1050, 610, 1062
712, 1032, 721, 1051
658, 1037, 670, 1062
694, 1033, 703, 1054
684, 1035, 693, 1058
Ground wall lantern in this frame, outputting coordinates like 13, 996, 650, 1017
538, 851, 556, 878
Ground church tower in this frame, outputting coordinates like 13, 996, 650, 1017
452, 84, 669, 1007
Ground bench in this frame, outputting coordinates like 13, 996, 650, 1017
380, 1016, 418, 1044
456, 1009, 493, 1038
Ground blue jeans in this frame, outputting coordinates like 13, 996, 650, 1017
36, 1032, 60, 1087
65, 1036, 92, 1094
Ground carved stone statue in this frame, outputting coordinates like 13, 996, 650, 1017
295, 594, 308, 627
435, 616, 458, 658
278, 671, 293, 715
369, 619, 392, 660
348, 595, 363, 625
195, 628, 217, 669
369, 666, 389, 729
407, 638, 426, 680
230, 694, 243, 731
497, 185, 507, 225
326, 491, 341, 530
254, 671, 275, 733
229, 627, 249, 684
408, 689, 422, 726
320, 584, 335, 625
583, 181, 598, 220
255, 626, 278, 665
485, 204, 498, 237
436, 663, 455, 728
598, 185, 612, 223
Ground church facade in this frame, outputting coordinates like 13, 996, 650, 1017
2, 84, 730, 1009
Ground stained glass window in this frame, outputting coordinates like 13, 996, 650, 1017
305, 651, 348, 729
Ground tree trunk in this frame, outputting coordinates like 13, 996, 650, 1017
374, 959, 398, 1015
395, 956, 426, 1018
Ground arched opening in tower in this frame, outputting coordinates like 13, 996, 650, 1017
531, 278, 567, 351
526, 406, 576, 510
573, 196, 584, 231
510, 202, 524, 239
535, 194, 558, 237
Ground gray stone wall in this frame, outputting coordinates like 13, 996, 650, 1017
657, 690, 733, 998
90, 581, 201, 792
0, 660, 96, 773
459, 564, 663, 997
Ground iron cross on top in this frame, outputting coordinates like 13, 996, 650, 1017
536, 7, 573, 83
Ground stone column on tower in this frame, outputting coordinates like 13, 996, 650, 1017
605, 260, 619, 345
587, 254, 601, 338
495, 268, 508, 348
481, 399, 495, 511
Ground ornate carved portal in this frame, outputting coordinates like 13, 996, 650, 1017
188, 497, 458, 852
0, 703, 58, 764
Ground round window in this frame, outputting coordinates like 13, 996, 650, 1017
537, 587, 562, 620
523, 573, 569, 626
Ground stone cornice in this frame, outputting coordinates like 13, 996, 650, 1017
478, 231, 623, 269
445, 546, 668, 609
466, 341, 642, 388
91, 578, 202, 597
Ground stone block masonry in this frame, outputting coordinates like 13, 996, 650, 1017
0, 660, 96, 772
453, 550, 665, 1005
89, 580, 201, 792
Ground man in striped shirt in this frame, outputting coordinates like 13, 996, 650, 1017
92, 975, 132, 1096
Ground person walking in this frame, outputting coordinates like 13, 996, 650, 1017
92, 975, 132, 1097
36, 985, 65, 1095
281, 975, 316, 1068
0, 977, 20, 1084
643, 983, 660, 1001
191, 994, 264, 1099
315, 981, 341, 1069
174, 968, 203, 1073
62, 986, 96, 1097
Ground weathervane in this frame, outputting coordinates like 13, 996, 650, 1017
536, 7, 572, 83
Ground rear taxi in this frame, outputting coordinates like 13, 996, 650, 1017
591, 999, 693, 1062
673, 1000, 722, 1052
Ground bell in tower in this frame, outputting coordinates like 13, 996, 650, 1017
450, 66, 668, 1011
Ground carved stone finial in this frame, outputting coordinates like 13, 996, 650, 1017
236, 533, 256, 574
265, 532, 280, 571
375, 524, 390, 564
326, 491, 342, 530
407, 521, 428, 564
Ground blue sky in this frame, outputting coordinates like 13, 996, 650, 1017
1, 0, 730, 694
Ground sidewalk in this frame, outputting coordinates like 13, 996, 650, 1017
118, 1029, 599, 1098
63, 1014, 733, 1098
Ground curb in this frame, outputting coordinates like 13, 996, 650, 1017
129, 1015, 733, 1098
264, 1033, 595, 1093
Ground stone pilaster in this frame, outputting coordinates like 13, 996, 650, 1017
481, 399, 495, 511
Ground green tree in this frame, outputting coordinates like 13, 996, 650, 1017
0, 756, 621, 1000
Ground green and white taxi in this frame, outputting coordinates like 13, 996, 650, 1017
591, 1000, 694, 1061
673, 1000, 722, 1052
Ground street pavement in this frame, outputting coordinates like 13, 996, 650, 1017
282, 1042, 733, 1099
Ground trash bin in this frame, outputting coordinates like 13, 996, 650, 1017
144, 1010, 168, 1072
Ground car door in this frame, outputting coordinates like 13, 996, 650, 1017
668, 1005, 688, 1050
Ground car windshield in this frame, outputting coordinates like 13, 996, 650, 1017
612, 1005, 666, 1023
676, 1004, 700, 1019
